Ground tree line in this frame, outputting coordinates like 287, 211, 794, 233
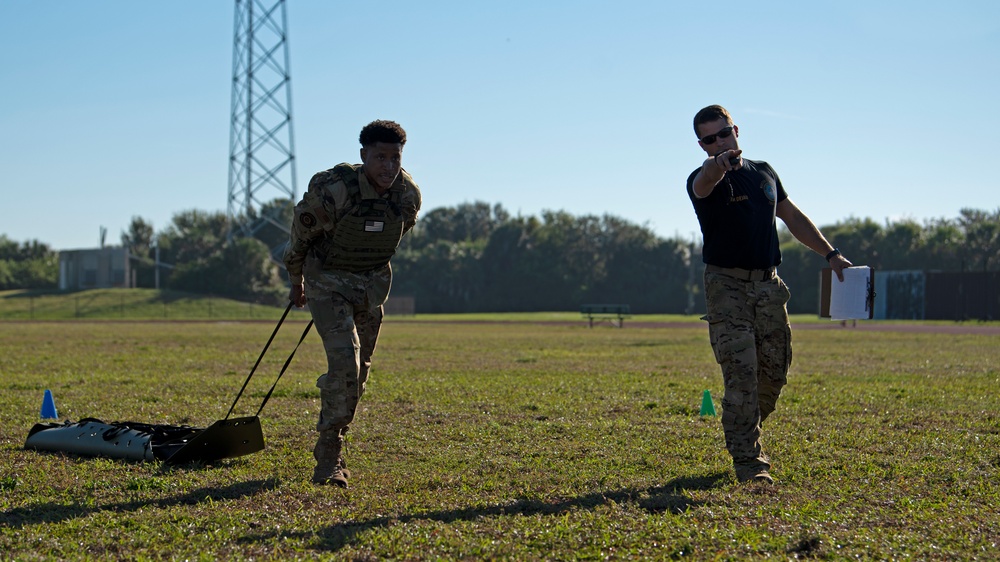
3, 205, 998, 314
0, 237, 58, 291
394, 205, 1000, 314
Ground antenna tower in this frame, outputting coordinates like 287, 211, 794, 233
227, 0, 297, 250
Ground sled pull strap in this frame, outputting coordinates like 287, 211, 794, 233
255, 319, 313, 417
226, 302, 292, 420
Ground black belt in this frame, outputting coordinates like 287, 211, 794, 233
705, 264, 776, 281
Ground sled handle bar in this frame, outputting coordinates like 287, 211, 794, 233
225, 302, 313, 420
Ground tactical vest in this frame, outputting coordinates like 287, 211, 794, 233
322, 164, 406, 273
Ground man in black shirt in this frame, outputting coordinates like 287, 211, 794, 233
686, 104, 852, 484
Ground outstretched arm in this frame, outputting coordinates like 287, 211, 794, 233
691, 149, 743, 198
777, 198, 853, 280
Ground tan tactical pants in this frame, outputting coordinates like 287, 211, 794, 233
309, 291, 383, 435
703, 270, 792, 479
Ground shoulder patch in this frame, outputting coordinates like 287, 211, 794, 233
299, 212, 317, 228
759, 179, 776, 202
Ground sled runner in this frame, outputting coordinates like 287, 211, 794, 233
24, 303, 312, 464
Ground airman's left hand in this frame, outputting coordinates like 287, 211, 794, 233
830, 254, 853, 282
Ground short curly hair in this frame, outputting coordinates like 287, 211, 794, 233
693, 105, 733, 137
359, 120, 407, 147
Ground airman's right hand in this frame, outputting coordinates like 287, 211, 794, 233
713, 149, 743, 172
289, 283, 307, 308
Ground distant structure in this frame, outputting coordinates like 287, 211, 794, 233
227, 0, 297, 254
59, 247, 130, 290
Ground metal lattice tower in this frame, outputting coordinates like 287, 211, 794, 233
227, 0, 297, 247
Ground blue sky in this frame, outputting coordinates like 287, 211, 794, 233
1, 1, 997, 251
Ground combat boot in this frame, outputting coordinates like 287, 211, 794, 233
735, 464, 775, 485
312, 431, 348, 488
735, 455, 774, 485
738, 469, 774, 485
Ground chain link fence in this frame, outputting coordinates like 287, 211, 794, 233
0, 291, 302, 321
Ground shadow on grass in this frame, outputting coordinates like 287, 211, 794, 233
237, 472, 728, 553
313, 472, 728, 551
0, 478, 279, 529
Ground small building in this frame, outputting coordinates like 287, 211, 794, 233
58, 246, 131, 290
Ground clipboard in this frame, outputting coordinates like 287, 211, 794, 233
820, 266, 876, 320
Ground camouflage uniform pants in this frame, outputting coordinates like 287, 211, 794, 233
309, 291, 383, 444
703, 270, 792, 478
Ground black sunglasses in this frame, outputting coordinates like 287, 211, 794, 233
699, 125, 734, 145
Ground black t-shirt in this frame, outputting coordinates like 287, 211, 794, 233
686, 159, 788, 269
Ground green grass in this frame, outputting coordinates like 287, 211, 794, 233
1, 317, 999, 560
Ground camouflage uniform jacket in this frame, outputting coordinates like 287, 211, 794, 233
283, 164, 421, 310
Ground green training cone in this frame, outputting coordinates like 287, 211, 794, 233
699, 389, 716, 416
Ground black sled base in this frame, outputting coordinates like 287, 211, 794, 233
24, 416, 264, 464
162, 416, 264, 464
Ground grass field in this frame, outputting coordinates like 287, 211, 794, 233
1, 311, 999, 560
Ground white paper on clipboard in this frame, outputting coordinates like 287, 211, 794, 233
820, 266, 875, 320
